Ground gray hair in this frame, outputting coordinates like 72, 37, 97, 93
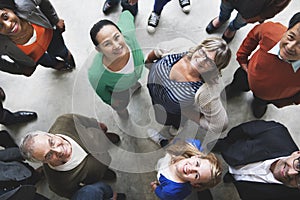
19, 130, 48, 162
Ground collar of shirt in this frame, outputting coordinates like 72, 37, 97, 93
268, 42, 300, 72
228, 157, 284, 184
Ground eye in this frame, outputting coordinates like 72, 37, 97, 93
114, 34, 121, 41
45, 151, 53, 161
195, 173, 200, 179
103, 42, 111, 47
287, 34, 294, 41
3, 13, 8, 20
49, 138, 55, 147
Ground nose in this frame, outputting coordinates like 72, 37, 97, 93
112, 41, 120, 49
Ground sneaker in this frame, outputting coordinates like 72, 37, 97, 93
179, 0, 191, 13
147, 128, 167, 145
147, 12, 160, 33
168, 126, 179, 137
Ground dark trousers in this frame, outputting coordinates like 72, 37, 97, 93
71, 182, 113, 200
37, 29, 68, 68
153, 0, 171, 15
0, 101, 17, 126
229, 67, 300, 107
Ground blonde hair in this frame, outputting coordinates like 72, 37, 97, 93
186, 37, 231, 83
167, 140, 222, 190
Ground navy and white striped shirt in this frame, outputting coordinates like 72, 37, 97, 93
147, 53, 203, 114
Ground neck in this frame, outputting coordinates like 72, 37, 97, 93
170, 57, 201, 82
103, 51, 130, 72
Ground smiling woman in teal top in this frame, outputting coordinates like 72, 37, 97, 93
89, 10, 144, 118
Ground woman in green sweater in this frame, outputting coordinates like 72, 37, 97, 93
89, 10, 144, 118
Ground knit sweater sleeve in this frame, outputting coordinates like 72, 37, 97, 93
195, 82, 228, 134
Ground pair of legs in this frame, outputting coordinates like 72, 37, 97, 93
102, 0, 138, 16
225, 67, 270, 118
147, 0, 191, 33
37, 29, 75, 71
111, 82, 141, 119
206, 0, 247, 43
148, 104, 187, 147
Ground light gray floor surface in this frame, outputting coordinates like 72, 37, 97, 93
1, 0, 300, 199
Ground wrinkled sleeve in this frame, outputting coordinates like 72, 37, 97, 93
236, 23, 262, 65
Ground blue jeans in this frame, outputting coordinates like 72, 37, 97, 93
37, 28, 68, 68
218, 0, 247, 31
153, 0, 171, 15
71, 182, 113, 200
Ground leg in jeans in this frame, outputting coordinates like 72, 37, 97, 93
153, 0, 172, 15
228, 12, 247, 31
71, 182, 113, 200
218, 0, 235, 23
37, 29, 70, 69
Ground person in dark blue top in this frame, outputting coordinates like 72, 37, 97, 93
151, 139, 222, 200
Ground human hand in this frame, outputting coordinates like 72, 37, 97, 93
56, 19, 65, 33
150, 181, 158, 191
128, 0, 138, 5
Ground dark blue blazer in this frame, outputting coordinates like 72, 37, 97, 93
218, 120, 300, 200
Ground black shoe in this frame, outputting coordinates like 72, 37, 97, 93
121, 0, 138, 16
251, 98, 267, 118
116, 193, 126, 200
206, 17, 221, 34
9, 111, 37, 125
102, 169, 117, 181
64, 51, 76, 70
103, 0, 118, 15
222, 27, 236, 44
147, 12, 160, 33
105, 132, 120, 144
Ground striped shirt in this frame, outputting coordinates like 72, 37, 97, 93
147, 53, 203, 114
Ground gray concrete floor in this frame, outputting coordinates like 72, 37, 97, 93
1, 0, 300, 199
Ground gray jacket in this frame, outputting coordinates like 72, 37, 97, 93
0, 0, 60, 76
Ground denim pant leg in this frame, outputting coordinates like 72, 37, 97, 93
218, 0, 234, 22
153, 0, 171, 15
228, 12, 247, 31
71, 182, 113, 200
37, 29, 68, 68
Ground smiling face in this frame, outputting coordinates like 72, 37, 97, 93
31, 133, 72, 167
190, 48, 217, 75
279, 23, 300, 61
0, 8, 21, 36
174, 155, 212, 185
95, 24, 128, 62
271, 151, 300, 188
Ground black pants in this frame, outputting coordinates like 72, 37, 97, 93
228, 67, 269, 106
